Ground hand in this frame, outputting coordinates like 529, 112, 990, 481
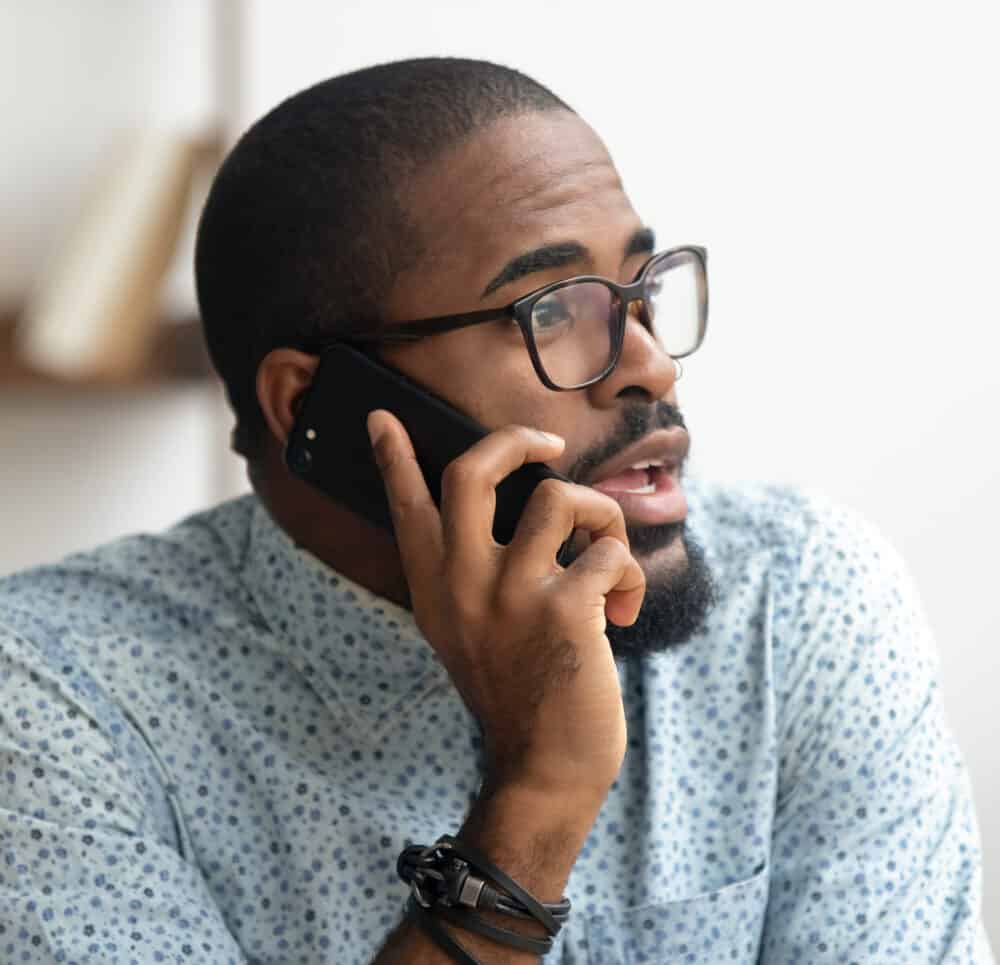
367, 409, 646, 801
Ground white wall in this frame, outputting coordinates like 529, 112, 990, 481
0, 0, 215, 313
2, 0, 997, 945
0, 384, 246, 575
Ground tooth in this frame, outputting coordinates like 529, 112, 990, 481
623, 482, 657, 494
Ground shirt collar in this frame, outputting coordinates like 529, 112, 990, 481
240, 497, 450, 733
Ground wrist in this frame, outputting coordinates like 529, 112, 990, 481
478, 775, 609, 828
460, 779, 604, 892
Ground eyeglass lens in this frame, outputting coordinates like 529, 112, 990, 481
531, 282, 619, 389
529, 251, 704, 388
644, 251, 703, 361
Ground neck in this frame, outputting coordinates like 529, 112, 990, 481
252, 453, 413, 612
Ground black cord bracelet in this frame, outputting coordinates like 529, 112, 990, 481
480, 884, 570, 924
437, 834, 565, 936
406, 896, 480, 965
397, 832, 572, 961
433, 902, 553, 955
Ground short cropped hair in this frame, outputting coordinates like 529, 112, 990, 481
194, 57, 571, 461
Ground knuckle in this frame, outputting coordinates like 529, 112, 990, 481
529, 478, 566, 513
634, 566, 648, 593
390, 487, 424, 520
590, 535, 629, 567
506, 423, 540, 445
593, 488, 626, 522
441, 456, 476, 496
371, 438, 401, 479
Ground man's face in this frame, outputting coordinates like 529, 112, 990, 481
376, 110, 717, 654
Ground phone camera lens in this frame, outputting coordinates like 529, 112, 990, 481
288, 446, 313, 475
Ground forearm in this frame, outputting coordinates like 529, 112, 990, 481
371, 782, 603, 964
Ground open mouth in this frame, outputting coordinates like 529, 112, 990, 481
583, 429, 690, 526
590, 461, 686, 525
591, 461, 675, 495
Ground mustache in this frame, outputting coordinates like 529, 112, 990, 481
566, 401, 687, 484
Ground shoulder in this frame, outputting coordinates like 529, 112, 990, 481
0, 493, 260, 650
683, 473, 884, 570
686, 473, 901, 566
685, 474, 920, 650
0, 496, 263, 852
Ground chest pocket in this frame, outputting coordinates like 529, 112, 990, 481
585, 861, 769, 964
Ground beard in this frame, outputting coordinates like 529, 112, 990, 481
558, 401, 718, 659
605, 519, 718, 659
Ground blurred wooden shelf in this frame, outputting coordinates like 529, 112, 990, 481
0, 311, 216, 393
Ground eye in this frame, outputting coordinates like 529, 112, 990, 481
531, 292, 574, 333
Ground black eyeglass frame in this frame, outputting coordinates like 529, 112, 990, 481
293, 244, 708, 391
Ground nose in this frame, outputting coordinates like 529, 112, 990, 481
586, 310, 677, 407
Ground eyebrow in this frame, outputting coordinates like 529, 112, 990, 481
480, 225, 657, 299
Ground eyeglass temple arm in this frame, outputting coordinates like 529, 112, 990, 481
339, 306, 515, 344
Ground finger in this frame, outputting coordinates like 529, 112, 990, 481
562, 535, 646, 627
439, 424, 565, 559
367, 408, 444, 579
502, 479, 629, 580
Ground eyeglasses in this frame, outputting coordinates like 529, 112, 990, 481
294, 245, 708, 391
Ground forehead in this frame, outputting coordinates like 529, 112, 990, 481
389, 111, 640, 309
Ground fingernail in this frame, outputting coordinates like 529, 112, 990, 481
537, 429, 564, 445
367, 411, 386, 447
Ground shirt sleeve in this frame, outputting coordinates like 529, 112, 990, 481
0, 621, 247, 964
761, 498, 995, 963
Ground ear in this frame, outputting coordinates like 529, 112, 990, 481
256, 348, 321, 447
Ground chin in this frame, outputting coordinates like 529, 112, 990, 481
627, 519, 686, 558
605, 522, 719, 659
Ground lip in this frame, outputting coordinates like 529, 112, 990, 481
583, 427, 690, 487
594, 465, 688, 526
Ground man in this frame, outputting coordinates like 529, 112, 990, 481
0, 57, 992, 964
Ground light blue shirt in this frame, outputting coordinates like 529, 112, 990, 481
0, 479, 993, 963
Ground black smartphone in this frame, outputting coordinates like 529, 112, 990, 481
285, 342, 576, 563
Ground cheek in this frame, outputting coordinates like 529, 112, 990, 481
378, 333, 545, 428
384, 338, 590, 478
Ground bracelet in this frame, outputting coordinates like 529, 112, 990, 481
433, 902, 553, 955
397, 833, 572, 958
406, 896, 480, 965
398, 835, 570, 934
438, 834, 567, 935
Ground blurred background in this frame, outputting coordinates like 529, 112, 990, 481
2, 0, 997, 942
